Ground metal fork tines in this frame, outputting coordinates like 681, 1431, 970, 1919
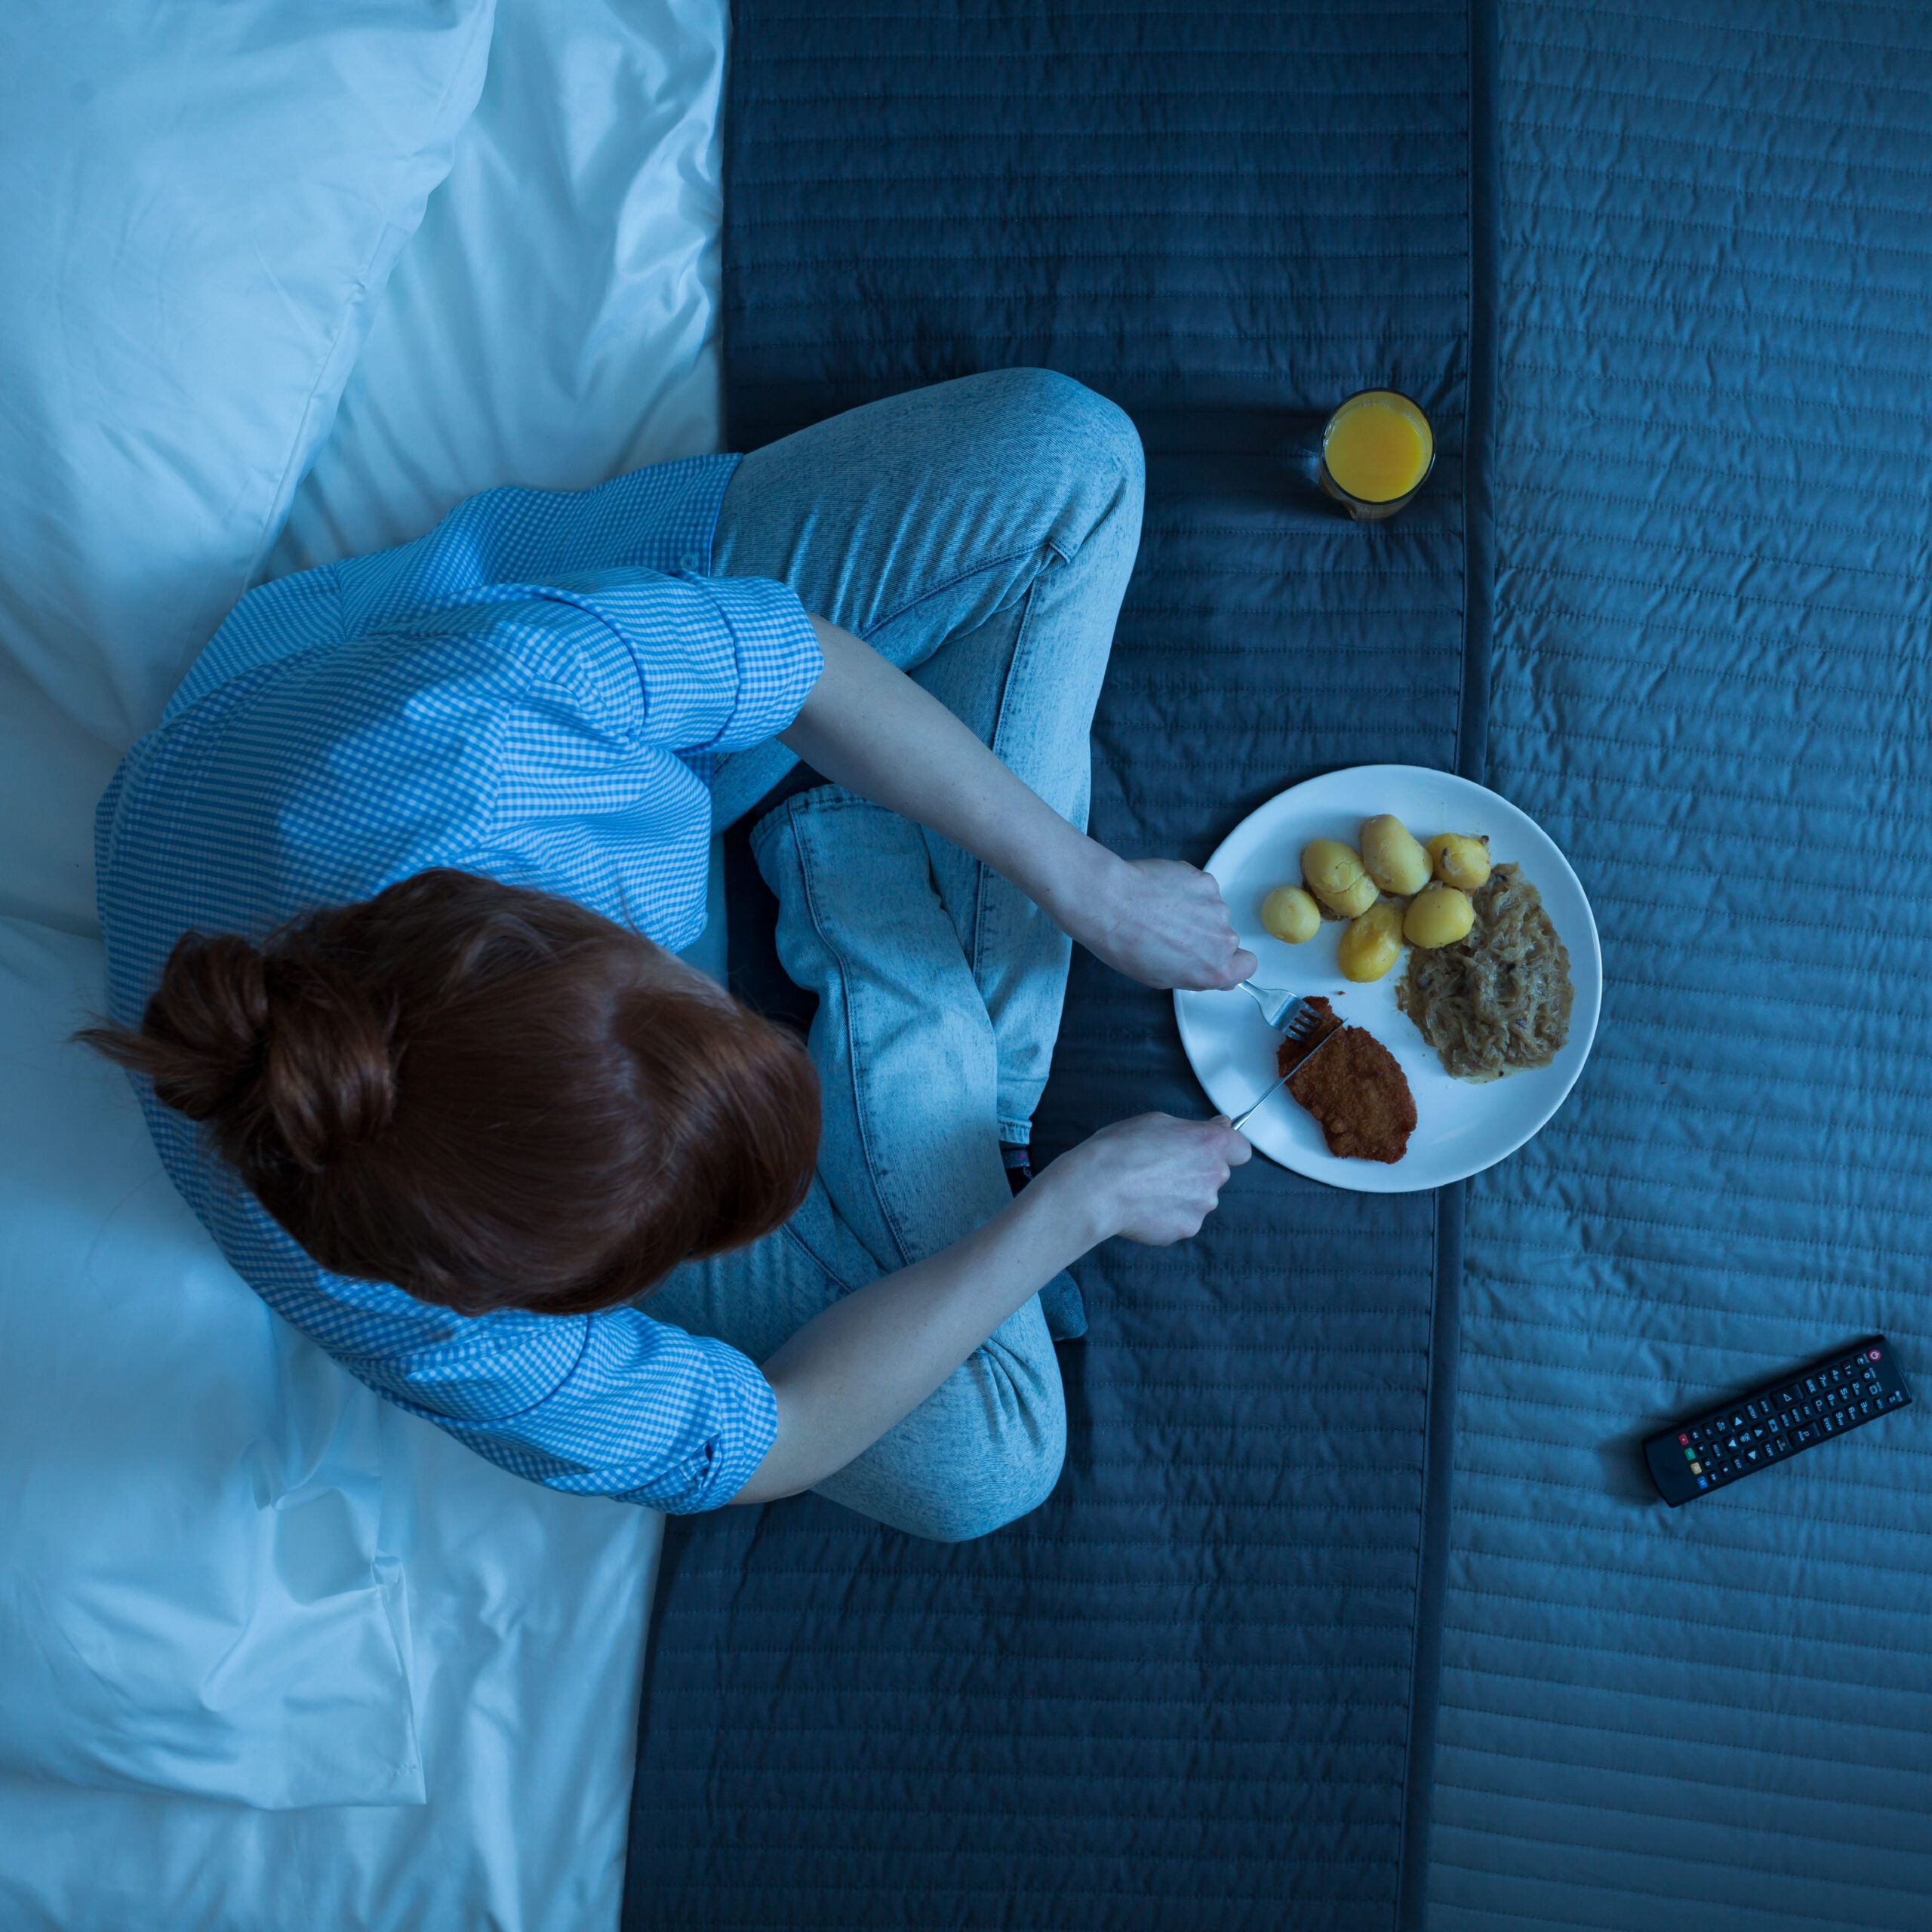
1228, 989, 1334, 1131
1237, 981, 1319, 1038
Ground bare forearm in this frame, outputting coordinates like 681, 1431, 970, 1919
731, 1164, 1103, 1504
779, 614, 1253, 992
778, 615, 1121, 938
727, 1112, 1250, 1507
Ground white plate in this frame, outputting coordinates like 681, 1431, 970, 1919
1175, 764, 1601, 1192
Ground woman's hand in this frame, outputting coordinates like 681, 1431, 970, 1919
780, 617, 1255, 991
1061, 854, 1258, 992
737, 1110, 1248, 1505
1038, 1112, 1252, 1247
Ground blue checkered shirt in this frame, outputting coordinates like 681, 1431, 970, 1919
94, 455, 822, 1512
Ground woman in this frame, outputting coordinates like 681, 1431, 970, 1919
88, 369, 1256, 1541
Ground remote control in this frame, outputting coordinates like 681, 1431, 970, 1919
1644, 1337, 1912, 1507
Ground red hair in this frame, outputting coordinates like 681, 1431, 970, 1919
79, 870, 820, 1315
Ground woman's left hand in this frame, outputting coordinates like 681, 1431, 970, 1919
1065, 854, 1257, 991
780, 617, 1256, 991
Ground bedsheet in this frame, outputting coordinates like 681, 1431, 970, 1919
1431, 5, 1932, 1927
626, 4, 1483, 1927
0, 1406, 656, 1932
1, 0, 731, 1925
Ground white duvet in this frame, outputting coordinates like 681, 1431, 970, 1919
0, 0, 730, 1924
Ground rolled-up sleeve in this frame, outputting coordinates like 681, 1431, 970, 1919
384, 1306, 781, 1514
549, 569, 822, 754
684, 574, 825, 749
144, 1143, 782, 1515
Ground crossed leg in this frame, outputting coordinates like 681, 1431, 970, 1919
645, 369, 1143, 1540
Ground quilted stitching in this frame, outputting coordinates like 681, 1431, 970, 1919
1431, 4, 1932, 1926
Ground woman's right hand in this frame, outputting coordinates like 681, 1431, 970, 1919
1040, 1112, 1252, 1247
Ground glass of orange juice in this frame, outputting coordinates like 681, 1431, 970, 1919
1318, 389, 1434, 521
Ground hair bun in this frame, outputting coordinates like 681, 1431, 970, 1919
125, 933, 272, 1120
256, 950, 399, 1171
91, 930, 398, 1174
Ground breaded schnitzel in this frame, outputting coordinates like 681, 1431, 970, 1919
1275, 996, 1416, 1164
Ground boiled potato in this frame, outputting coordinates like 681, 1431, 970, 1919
1404, 882, 1475, 949
1427, 832, 1491, 891
1301, 838, 1379, 918
1260, 884, 1321, 944
1358, 814, 1432, 895
1337, 900, 1404, 982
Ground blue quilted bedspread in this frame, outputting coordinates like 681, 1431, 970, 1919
628, 3, 1932, 1927
627, 4, 1479, 1927
1432, 5, 1932, 1927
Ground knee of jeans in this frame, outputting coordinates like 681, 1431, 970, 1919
977, 368, 1144, 513
902, 1421, 1067, 1545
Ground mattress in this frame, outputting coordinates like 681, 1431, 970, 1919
1430, 3, 1932, 1925
626, 3, 1484, 1926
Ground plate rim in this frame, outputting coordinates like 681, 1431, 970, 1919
1173, 762, 1601, 1193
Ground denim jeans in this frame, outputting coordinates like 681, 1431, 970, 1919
645, 369, 1143, 1540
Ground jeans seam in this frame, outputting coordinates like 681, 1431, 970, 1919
786, 801, 919, 1269
778, 1215, 863, 1302
864, 538, 1062, 642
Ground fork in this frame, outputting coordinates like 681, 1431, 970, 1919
1236, 980, 1311, 1033
1228, 991, 1332, 1131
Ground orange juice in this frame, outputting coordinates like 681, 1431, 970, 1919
1321, 391, 1433, 507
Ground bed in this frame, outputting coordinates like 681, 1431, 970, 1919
0, 2, 731, 1925
8, 3, 1930, 1928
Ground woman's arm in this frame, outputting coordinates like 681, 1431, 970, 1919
731, 1112, 1249, 1503
778, 615, 1257, 992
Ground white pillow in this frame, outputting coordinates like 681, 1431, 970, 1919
0, 0, 494, 934
0, 918, 424, 1809
269, 0, 728, 574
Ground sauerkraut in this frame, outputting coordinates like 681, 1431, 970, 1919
1395, 863, 1571, 1081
